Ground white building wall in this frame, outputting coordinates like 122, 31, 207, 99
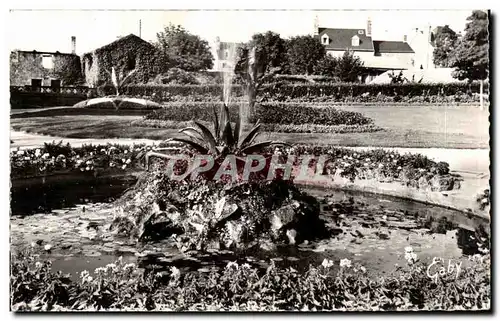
327, 50, 374, 62
379, 52, 415, 69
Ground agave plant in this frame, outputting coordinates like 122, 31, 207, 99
143, 103, 289, 171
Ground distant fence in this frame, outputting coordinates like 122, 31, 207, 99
10, 85, 90, 109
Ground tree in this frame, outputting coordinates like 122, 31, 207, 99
432, 25, 459, 68
234, 31, 286, 121
334, 50, 364, 83
450, 10, 489, 109
286, 35, 326, 75
313, 55, 338, 77
155, 24, 213, 71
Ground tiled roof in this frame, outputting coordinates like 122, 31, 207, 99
373, 41, 414, 54
318, 28, 374, 52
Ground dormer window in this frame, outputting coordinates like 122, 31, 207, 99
321, 34, 329, 45
351, 35, 360, 47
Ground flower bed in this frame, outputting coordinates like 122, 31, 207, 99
10, 142, 149, 180
131, 119, 383, 134
10, 248, 490, 311
11, 143, 461, 193
144, 102, 374, 127
276, 145, 462, 192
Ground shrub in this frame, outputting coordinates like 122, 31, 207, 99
93, 82, 487, 104
144, 103, 374, 126
153, 68, 199, 85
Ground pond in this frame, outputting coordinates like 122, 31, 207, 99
10, 174, 490, 280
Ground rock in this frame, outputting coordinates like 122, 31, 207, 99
430, 175, 459, 192
286, 229, 297, 245
376, 232, 390, 240
139, 212, 184, 242
270, 204, 297, 232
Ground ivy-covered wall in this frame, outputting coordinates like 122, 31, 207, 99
82, 34, 165, 88
10, 51, 84, 86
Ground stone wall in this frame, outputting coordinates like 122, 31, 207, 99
10, 51, 84, 86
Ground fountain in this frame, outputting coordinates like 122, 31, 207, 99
73, 66, 161, 110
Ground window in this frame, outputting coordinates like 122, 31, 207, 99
351, 35, 360, 47
358, 30, 364, 35
224, 50, 229, 59
41, 55, 54, 69
321, 34, 329, 45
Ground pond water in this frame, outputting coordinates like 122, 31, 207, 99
10, 175, 490, 280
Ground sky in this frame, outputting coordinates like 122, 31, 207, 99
7, 9, 474, 55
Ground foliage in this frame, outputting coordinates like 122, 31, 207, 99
165, 103, 287, 157
152, 68, 199, 85
313, 55, 339, 77
234, 34, 285, 120
143, 103, 374, 127
88, 34, 166, 87
432, 25, 460, 68
10, 142, 152, 179
286, 35, 327, 75
53, 55, 85, 86
451, 10, 489, 82
155, 24, 214, 71
135, 119, 382, 134
93, 82, 487, 104
333, 51, 364, 83
11, 249, 491, 311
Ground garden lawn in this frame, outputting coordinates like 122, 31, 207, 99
10, 104, 489, 149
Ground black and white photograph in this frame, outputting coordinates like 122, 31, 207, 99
7, 5, 491, 312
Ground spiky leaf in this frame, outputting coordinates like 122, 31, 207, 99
212, 105, 220, 141
179, 127, 204, 143
241, 141, 290, 154
194, 121, 218, 154
239, 121, 261, 148
221, 121, 235, 148
233, 113, 241, 146
167, 138, 209, 154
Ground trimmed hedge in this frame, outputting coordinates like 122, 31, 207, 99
95, 82, 488, 104
144, 103, 374, 126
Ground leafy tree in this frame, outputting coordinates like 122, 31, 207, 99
286, 35, 326, 75
313, 55, 338, 76
432, 25, 459, 68
334, 50, 364, 83
155, 24, 213, 71
234, 31, 286, 121
450, 10, 489, 108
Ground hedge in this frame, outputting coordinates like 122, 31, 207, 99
144, 103, 374, 126
96, 82, 488, 103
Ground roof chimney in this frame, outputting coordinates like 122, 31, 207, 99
314, 15, 319, 36
403, 34, 407, 43
71, 36, 76, 54
366, 17, 372, 37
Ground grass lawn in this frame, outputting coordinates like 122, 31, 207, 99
10, 105, 489, 149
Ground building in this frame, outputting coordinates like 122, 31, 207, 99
315, 18, 417, 83
408, 26, 436, 70
82, 34, 162, 87
10, 36, 83, 87
211, 37, 242, 72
